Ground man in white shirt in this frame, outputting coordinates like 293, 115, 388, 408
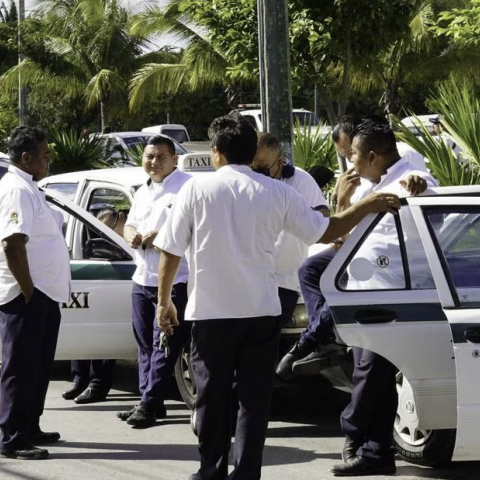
0, 126, 71, 460
116, 136, 191, 428
154, 113, 400, 480
251, 132, 329, 326
277, 116, 429, 380
330, 122, 437, 477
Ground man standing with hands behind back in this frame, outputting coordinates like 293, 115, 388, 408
0, 126, 71, 460
154, 113, 401, 480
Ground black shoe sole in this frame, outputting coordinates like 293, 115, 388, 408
1, 450, 49, 460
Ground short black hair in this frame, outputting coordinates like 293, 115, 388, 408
307, 165, 335, 189
208, 113, 257, 165
146, 135, 176, 156
257, 132, 280, 151
332, 114, 387, 142
353, 121, 398, 156
8, 126, 47, 164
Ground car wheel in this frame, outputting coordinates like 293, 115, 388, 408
174, 338, 196, 410
394, 371, 456, 466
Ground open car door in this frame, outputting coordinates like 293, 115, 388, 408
409, 195, 480, 461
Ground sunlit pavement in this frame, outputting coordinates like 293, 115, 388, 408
0, 363, 478, 480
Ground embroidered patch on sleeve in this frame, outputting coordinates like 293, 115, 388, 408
9, 212, 19, 224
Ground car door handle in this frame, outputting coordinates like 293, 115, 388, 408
353, 308, 397, 324
464, 327, 480, 344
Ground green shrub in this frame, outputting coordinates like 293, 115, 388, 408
48, 129, 111, 174
292, 118, 336, 172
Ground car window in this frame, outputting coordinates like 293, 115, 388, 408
293, 111, 320, 126
338, 208, 434, 291
88, 187, 131, 213
160, 129, 189, 143
425, 208, 480, 305
43, 182, 79, 201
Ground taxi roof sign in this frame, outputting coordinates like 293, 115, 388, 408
178, 153, 214, 172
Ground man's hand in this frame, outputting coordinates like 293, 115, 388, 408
362, 192, 401, 214
157, 300, 179, 336
142, 230, 158, 249
399, 175, 428, 196
334, 168, 361, 205
124, 226, 143, 249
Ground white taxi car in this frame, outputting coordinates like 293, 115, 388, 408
34, 153, 309, 409
321, 185, 480, 465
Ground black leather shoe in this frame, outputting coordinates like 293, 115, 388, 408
126, 403, 156, 428
62, 382, 87, 400
116, 405, 137, 421
330, 455, 396, 476
342, 436, 361, 462
1, 445, 49, 460
275, 341, 314, 380
32, 431, 61, 444
292, 343, 346, 376
117, 404, 166, 421
74, 387, 107, 404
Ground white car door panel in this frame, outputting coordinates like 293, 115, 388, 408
47, 193, 137, 361
322, 208, 456, 431
409, 197, 480, 461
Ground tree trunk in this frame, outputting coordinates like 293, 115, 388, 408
100, 100, 108, 133
315, 82, 337, 126
338, 28, 351, 118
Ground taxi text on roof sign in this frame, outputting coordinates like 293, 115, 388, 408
179, 153, 214, 172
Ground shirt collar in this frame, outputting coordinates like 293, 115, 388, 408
146, 167, 179, 188
378, 157, 408, 184
8, 164, 35, 183
218, 164, 252, 173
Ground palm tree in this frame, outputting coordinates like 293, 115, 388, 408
350, 0, 472, 117
0, 0, 158, 131
128, 0, 246, 111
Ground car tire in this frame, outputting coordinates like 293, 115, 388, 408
174, 338, 196, 410
394, 371, 456, 466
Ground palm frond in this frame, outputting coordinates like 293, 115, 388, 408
129, 63, 188, 109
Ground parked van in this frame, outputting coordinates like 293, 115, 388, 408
141, 124, 190, 143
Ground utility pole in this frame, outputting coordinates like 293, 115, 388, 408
259, 0, 293, 160
18, 0, 27, 125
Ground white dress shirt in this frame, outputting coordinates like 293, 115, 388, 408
126, 168, 191, 287
275, 167, 328, 293
155, 164, 329, 320
0, 165, 71, 304
347, 157, 438, 290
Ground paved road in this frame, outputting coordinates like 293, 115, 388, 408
2, 363, 478, 480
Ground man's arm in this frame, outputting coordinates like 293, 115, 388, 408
319, 192, 401, 244
157, 250, 182, 335
124, 225, 143, 249
2, 233, 34, 303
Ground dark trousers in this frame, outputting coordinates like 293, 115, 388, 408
298, 247, 337, 346
0, 289, 61, 450
71, 359, 117, 394
278, 287, 299, 327
131, 281, 189, 407
340, 347, 398, 460
191, 316, 281, 480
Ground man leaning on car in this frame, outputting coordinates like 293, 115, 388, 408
0, 126, 71, 460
